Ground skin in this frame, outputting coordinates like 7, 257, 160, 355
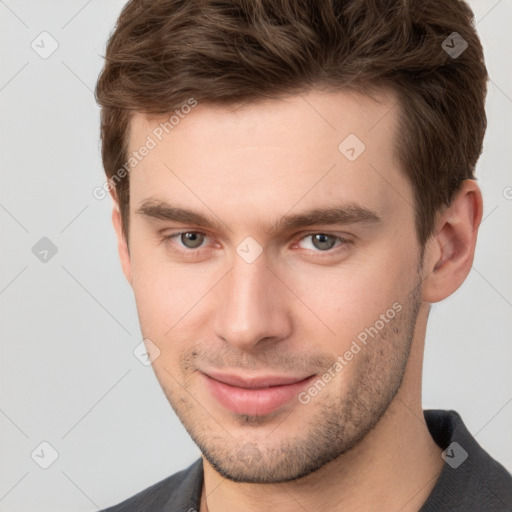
111, 88, 483, 511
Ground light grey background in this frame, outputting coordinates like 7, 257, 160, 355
0, 1, 511, 510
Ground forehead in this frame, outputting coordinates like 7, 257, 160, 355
126, 88, 413, 234
129, 88, 399, 156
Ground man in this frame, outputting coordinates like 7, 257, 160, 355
95, 0, 512, 510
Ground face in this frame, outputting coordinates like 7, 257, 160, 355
120, 89, 425, 483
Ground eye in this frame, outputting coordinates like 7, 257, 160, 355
296, 233, 350, 252
170, 231, 207, 250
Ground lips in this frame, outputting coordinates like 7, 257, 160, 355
201, 370, 315, 416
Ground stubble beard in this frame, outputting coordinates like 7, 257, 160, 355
155, 275, 423, 484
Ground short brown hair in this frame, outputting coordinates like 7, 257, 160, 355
95, 0, 488, 246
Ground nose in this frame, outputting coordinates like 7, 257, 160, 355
212, 253, 293, 352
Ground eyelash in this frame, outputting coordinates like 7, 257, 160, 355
161, 231, 352, 259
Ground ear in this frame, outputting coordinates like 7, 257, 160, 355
110, 193, 132, 286
421, 179, 483, 303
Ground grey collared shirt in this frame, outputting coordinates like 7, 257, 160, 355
100, 410, 512, 511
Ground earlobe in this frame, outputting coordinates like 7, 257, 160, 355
111, 197, 132, 286
421, 180, 483, 304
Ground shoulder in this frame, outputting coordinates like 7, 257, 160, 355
422, 409, 512, 511
99, 458, 203, 512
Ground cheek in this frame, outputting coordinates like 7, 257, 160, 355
129, 248, 220, 347
130, 264, 191, 379
284, 257, 410, 347
130, 249, 183, 335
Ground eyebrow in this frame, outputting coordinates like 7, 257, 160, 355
135, 199, 381, 234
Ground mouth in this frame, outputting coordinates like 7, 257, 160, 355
200, 370, 316, 416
